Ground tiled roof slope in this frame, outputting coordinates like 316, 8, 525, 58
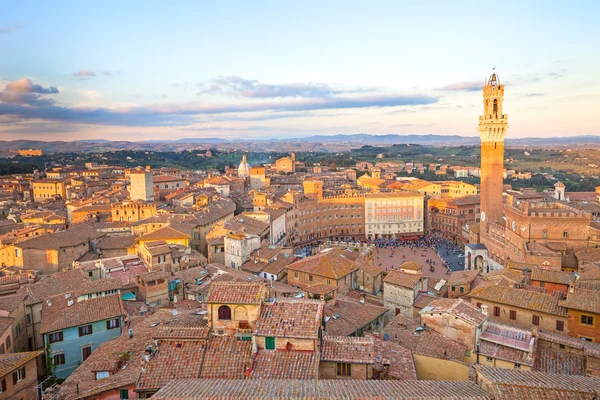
254, 298, 323, 339
0, 351, 43, 377
152, 379, 490, 399
248, 349, 320, 380
198, 336, 252, 379
469, 286, 567, 316
40, 293, 125, 334
205, 281, 265, 304
286, 248, 359, 279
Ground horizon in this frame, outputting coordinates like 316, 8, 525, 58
1, 1, 599, 141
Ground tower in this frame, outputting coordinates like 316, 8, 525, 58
238, 155, 250, 178
478, 72, 508, 232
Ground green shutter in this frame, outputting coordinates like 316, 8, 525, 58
265, 336, 275, 350
120, 389, 129, 399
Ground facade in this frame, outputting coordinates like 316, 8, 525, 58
383, 270, 426, 317
428, 195, 480, 244
111, 201, 157, 222
41, 294, 125, 379
0, 351, 43, 400
250, 166, 268, 191
478, 72, 507, 233
224, 231, 261, 269
364, 192, 424, 240
274, 153, 296, 174
129, 168, 154, 201
32, 177, 70, 202
153, 175, 187, 190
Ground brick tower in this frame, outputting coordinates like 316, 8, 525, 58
478, 72, 507, 232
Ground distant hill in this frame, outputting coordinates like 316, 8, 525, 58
1, 134, 600, 154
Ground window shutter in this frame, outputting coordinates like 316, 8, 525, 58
21, 367, 26, 379
12, 372, 17, 385
1, 378, 6, 392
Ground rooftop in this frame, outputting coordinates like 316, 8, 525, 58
384, 270, 422, 288
152, 379, 490, 399
0, 351, 43, 377
469, 286, 567, 316
205, 281, 266, 305
286, 248, 360, 279
254, 298, 324, 339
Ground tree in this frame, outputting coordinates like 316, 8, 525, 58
44, 342, 57, 388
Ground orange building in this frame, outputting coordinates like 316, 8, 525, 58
478, 72, 507, 233
111, 201, 157, 222
274, 153, 296, 174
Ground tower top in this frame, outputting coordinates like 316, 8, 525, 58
487, 72, 500, 87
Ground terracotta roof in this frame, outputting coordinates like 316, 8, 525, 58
254, 299, 323, 339
153, 314, 210, 340
248, 349, 320, 380
383, 314, 467, 362
537, 330, 600, 358
469, 286, 567, 316
579, 262, 600, 281
57, 310, 181, 400
447, 270, 480, 286
16, 224, 103, 250
370, 333, 417, 380
40, 293, 125, 334
413, 292, 438, 309
137, 340, 207, 391
478, 340, 534, 367
474, 365, 600, 398
534, 346, 585, 376
424, 298, 487, 326
139, 270, 168, 284
384, 270, 422, 288
198, 336, 252, 379
152, 379, 490, 399
321, 335, 375, 363
206, 281, 266, 304
0, 290, 26, 312
560, 288, 600, 314
399, 261, 422, 271
153, 175, 185, 183
26, 269, 89, 304
0, 351, 43, 377
286, 248, 360, 279
530, 267, 573, 285
324, 295, 387, 337
139, 226, 191, 242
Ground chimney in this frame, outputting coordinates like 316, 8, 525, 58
481, 305, 489, 315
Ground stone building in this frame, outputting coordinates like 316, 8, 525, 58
0, 351, 43, 400
110, 200, 157, 222
224, 231, 261, 269
32, 177, 70, 202
427, 195, 480, 244
250, 166, 269, 191
383, 270, 426, 317
274, 153, 296, 174
129, 167, 154, 201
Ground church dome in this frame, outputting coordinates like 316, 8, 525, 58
238, 155, 250, 178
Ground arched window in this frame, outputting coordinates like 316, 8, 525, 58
493, 99, 498, 114
218, 305, 232, 320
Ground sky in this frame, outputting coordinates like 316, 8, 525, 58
1, 0, 599, 141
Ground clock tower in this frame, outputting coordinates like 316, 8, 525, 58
478, 72, 507, 233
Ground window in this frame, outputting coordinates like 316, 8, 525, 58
581, 315, 594, 326
563, 231, 568, 238
580, 336, 593, 342
48, 331, 63, 343
0, 378, 5, 393
556, 320, 565, 331
460, 286, 464, 293
493, 307, 500, 317
26, 314, 31, 325
79, 325, 93, 336
5, 335, 10, 350
96, 371, 109, 380
107, 319, 120, 330
294, 272, 298, 278
337, 362, 352, 377
486, 356, 493, 362
509, 310, 517, 320
53, 353, 65, 365
88, 271, 93, 277
308, 275, 313, 282
120, 389, 129, 399
12, 367, 26, 384
476, 303, 482, 309
265, 336, 275, 350
82, 346, 92, 361
514, 363, 521, 369
218, 305, 232, 320
532, 315, 540, 326
0, 344, 4, 354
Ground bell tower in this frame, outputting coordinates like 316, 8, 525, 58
478, 72, 508, 232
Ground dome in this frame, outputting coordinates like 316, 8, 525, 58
488, 73, 500, 87
238, 155, 250, 178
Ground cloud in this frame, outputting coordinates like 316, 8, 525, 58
438, 81, 484, 92
0, 24, 20, 34
197, 76, 374, 99
6, 78, 58, 94
522, 93, 545, 97
72, 69, 97, 79
0, 79, 59, 106
0, 81, 438, 127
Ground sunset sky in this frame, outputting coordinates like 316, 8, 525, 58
1, 1, 599, 141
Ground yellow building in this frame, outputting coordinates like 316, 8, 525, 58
434, 181, 478, 197
110, 201, 157, 222
32, 178, 70, 202
365, 192, 425, 239
18, 149, 42, 156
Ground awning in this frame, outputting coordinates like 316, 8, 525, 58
122, 291, 136, 301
